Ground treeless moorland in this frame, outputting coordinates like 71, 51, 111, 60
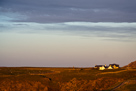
0, 66, 136, 91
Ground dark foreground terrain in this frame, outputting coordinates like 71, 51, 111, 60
0, 67, 136, 91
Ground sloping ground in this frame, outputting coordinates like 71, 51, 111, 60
60, 77, 123, 91
112, 80, 136, 91
0, 76, 60, 91
0, 79, 48, 91
101, 69, 128, 74
125, 60, 136, 68
101, 69, 136, 75
0, 76, 123, 91
0, 67, 136, 91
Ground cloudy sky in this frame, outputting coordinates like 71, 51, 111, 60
0, 0, 136, 67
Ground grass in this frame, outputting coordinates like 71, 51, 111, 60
98, 69, 136, 80
106, 81, 123, 91
0, 67, 53, 76
0, 67, 136, 91
114, 80, 136, 91
46, 68, 102, 83
125, 84, 136, 90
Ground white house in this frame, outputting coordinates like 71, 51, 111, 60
95, 65, 106, 70
108, 65, 113, 69
99, 66, 105, 70
94, 63, 119, 70
109, 64, 119, 69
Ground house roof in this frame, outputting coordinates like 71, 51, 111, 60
105, 66, 109, 68
109, 63, 119, 67
95, 63, 120, 68
95, 65, 105, 67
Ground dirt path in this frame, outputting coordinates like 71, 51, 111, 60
101, 70, 127, 75
101, 69, 136, 75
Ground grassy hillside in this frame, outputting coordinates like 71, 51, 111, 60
0, 67, 136, 91
125, 60, 136, 68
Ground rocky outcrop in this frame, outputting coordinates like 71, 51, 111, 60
125, 60, 136, 68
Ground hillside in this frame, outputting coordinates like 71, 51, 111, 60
0, 67, 136, 91
125, 60, 136, 68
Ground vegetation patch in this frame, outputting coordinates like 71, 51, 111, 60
0, 67, 136, 91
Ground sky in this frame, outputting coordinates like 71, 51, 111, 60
0, 0, 136, 67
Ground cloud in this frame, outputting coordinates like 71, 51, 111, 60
61, 22, 136, 41
0, 0, 136, 42
1, 0, 136, 23
1, 21, 136, 42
